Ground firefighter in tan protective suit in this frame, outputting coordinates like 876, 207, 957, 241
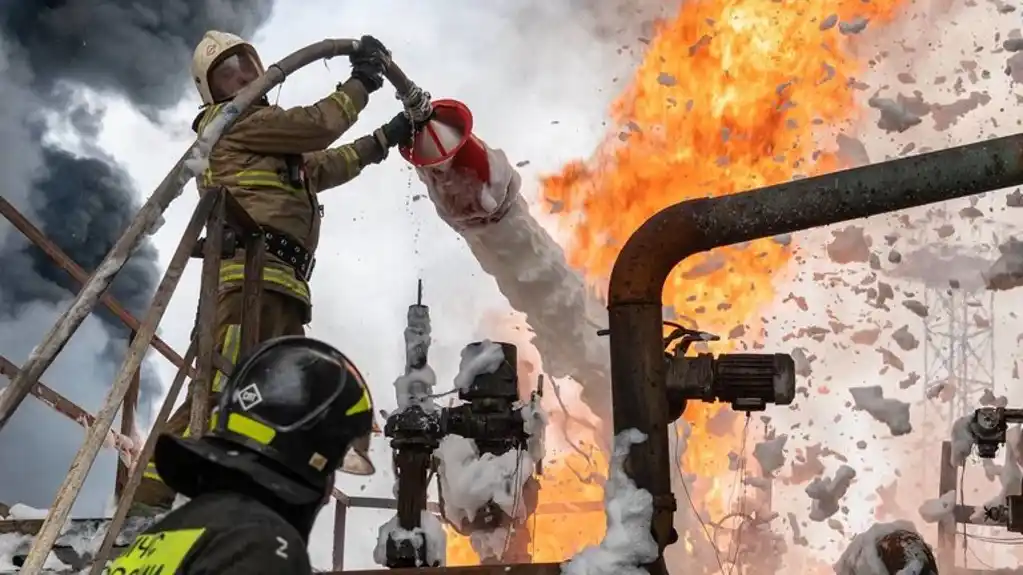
130, 31, 409, 515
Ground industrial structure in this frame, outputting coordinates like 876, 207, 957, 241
891, 196, 1012, 572
1, 36, 1023, 575
932, 405, 1023, 574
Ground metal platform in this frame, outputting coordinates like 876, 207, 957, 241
324, 564, 563, 575
0, 516, 156, 573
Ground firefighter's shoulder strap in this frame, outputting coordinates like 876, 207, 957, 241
103, 528, 205, 574
192, 104, 318, 283
195, 104, 309, 196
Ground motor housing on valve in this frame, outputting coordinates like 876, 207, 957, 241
659, 321, 796, 415
441, 341, 529, 453
967, 406, 1023, 532
385, 342, 530, 452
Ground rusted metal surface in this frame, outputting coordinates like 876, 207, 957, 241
605, 135, 1023, 573
332, 487, 352, 506
0, 197, 196, 380
932, 440, 1009, 573
1, 516, 157, 572
190, 193, 225, 439
88, 339, 199, 574
0, 354, 133, 466
345, 496, 602, 515
18, 191, 215, 574
0, 39, 368, 443
937, 441, 957, 569
333, 498, 348, 571
116, 331, 141, 498
396, 450, 431, 530
329, 563, 563, 575
239, 224, 265, 356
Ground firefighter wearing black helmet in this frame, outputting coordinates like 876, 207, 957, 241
104, 336, 374, 575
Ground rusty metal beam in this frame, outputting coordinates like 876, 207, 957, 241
237, 221, 265, 356
190, 193, 225, 438
328, 563, 563, 575
937, 441, 958, 568
605, 134, 1023, 573
344, 495, 602, 515
332, 499, 348, 571
116, 331, 141, 498
0, 354, 132, 466
0, 196, 196, 380
88, 339, 199, 574
18, 191, 216, 574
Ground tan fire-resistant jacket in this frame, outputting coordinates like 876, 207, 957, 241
192, 78, 388, 313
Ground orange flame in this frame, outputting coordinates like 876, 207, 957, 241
451, 0, 907, 565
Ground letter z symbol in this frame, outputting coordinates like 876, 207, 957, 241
275, 536, 289, 559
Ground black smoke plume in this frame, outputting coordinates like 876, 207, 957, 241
0, 0, 273, 514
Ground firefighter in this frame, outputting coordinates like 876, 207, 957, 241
132, 30, 404, 513
105, 336, 374, 575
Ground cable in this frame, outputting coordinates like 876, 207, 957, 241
529, 498, 539, 559
964, 532, 1023, 545
959, 464, 969, 567
498, 448, 526, 560
727, 414, 752, 575
673, 419, 727, 573
549, 377, 599, 465
965, 543, 997, 569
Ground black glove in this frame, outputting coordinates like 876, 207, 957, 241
349, 35, 390, 93
375, 112, 414, 149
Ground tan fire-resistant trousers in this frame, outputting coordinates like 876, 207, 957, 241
131, 288, 307, 511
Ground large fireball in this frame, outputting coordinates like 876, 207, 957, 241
452, 0, 908, 565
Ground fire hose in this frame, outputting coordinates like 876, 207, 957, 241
395, 94, 618, 433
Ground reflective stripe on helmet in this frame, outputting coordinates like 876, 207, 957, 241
209, 409, 276, 445
345, 388, 371, 416
219, 262, 310, 303
227, 413, 277, 445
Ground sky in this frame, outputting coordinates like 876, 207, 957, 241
4, 0, 1023, 571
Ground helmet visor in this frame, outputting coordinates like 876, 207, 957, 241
339, 433, 376, 475
208, 50, 261, 101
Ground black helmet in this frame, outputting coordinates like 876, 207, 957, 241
154, 336, 374, 506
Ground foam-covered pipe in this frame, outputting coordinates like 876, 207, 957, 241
415, 143, 612, 424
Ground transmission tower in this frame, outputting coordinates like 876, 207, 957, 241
889, 195, 1005, 432
922, 287, 996, 428
902, 194, 1011, 570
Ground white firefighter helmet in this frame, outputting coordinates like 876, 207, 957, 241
192, 30, 265, 105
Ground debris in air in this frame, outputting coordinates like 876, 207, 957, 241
806, 465, 856, 521
868, 95, 923, 132
849, 386, 912, 436
838, 16, 869, 35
